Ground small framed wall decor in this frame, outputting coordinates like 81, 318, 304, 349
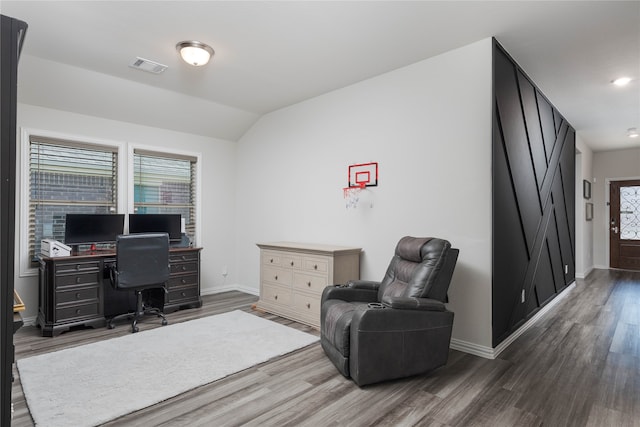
585, 202, 593, 221
583, 180, 591, 199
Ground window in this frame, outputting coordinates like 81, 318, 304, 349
133, 149, 196, 241
28, 136, 118, 266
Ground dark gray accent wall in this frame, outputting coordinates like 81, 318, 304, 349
492, 40, 575, 347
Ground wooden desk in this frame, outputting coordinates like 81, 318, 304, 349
37, 247, 202, 337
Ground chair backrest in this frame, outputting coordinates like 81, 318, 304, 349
113, 233, 170, 290
377, 236, 458, 302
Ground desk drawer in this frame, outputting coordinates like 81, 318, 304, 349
166, 287, 199, 304
167, 274, 198, 289
56, 286, 99, 305
169, 252, 199, 263
56, 302, 100, 322
56, 272, 100, 288
170, 261, 198, 275
55, 261, 101, 275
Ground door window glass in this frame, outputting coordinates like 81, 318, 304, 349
620, 186, 640, 240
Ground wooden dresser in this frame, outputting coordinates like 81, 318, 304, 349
255, 242, 361, 328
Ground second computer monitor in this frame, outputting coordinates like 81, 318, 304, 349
128, 214, 182, 242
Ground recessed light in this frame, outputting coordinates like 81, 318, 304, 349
628, 128, 639, 138
612, 77, 632, 86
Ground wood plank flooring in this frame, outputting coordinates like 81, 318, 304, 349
10, 269, 640, 426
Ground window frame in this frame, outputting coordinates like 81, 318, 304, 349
127, 143, 201, 248
19, 128, 126, 276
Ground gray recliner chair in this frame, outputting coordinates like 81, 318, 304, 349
320, 236, 459, 386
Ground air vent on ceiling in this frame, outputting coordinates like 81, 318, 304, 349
129, 57, 168, 74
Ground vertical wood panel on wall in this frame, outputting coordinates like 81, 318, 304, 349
492, 40, 575, 347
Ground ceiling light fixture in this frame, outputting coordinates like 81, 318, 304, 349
612, 77, 632, 86
627, 127, 639, 138
176, 40, 214, 66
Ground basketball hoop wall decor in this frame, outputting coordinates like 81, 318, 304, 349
343, 162, 378, 209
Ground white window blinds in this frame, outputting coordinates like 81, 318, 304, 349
133, 149, 196, 241
29, 136, 118, 263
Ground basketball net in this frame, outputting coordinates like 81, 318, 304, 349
343, 183, 366, 209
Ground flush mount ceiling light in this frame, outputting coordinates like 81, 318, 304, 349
612, 76, 632, 86
627, 127, 639, 138
176, 40, 214, 66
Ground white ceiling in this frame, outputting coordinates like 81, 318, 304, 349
2, 1, 639, 150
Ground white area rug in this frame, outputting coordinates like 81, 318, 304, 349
18, 310, 319, 427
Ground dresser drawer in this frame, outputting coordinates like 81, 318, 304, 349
293, 272, 328, 294
170, 261, 198, 275
292, 292, 321, 319
56, 286, 99, 305
56, 302, 100, 322
263, 266, 293, 286
167, 274, 198, 289
262, 283, 292, 306
302, 257, 329, 274
166, 287, 199, 304
262, 251, 283, 267
55, 261, 101, 275
56, 272, 100, 288
281, 254, 302, 269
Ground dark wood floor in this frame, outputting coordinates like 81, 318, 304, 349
11, 269, 640, 426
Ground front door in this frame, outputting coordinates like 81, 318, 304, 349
610, 180, 640, 270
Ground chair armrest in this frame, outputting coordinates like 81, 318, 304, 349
346, 280, 381, 291
322, 285, 378, 304
381, 296, 446, 311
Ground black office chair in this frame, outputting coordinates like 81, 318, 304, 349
107, 233, 170, 333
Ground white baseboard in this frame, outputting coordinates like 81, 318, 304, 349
575, 266, 594, 279
201, 284, 259, 297
451, 281, 576, 359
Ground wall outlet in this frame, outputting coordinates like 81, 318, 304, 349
521, 289, 525, 303
222, 265, 228, 277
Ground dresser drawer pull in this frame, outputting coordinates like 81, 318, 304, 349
306, 303, 311, 309
290, 261, 295, 266
307, 282, 311, 287
76, 309, 81, 315
181, 279, 187, 284
314, 264, 318, 270
181, 292, 186, 297
274, 275, 278, 281
76, 265, 81, 270
182, 255, 187, 261
76, 292, 81, 299
274, 295, 278, 300
182, 266, 187, 271
76, 277, 81, 284
270, 258, 274, 263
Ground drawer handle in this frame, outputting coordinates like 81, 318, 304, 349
314, 264, 318, 270
306, 303, 311, 309
181, 279, 187, 284
181, 292, 186, 297
270, 258, 274, 263
274, 275, 278, 281
76, 265, 81, 270
76, 309, 81, 315
274, 295, 278, 300
76, 292, 81, 299
307, 282, 311, 287
182, 266, 187, 271
76, 277, 81, 284
290, 261, 294, 266
182, 256, 187, 261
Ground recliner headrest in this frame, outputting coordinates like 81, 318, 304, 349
395, 236, 433, 262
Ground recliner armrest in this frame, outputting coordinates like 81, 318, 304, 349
346, 280, 381, 291
322, 286, 378, 304
381, 296, 446, 311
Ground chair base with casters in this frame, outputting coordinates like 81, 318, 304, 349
107, 289, 168, 333
321, 236, 459, 386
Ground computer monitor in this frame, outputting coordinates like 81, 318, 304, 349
128, 214, 182, 242
64, 214, 125, 246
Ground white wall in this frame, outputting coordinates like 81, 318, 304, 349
575, 134, 594, 277
15, 104, 238, 321
592, 147, 640, 268
235, 39, 494, 349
